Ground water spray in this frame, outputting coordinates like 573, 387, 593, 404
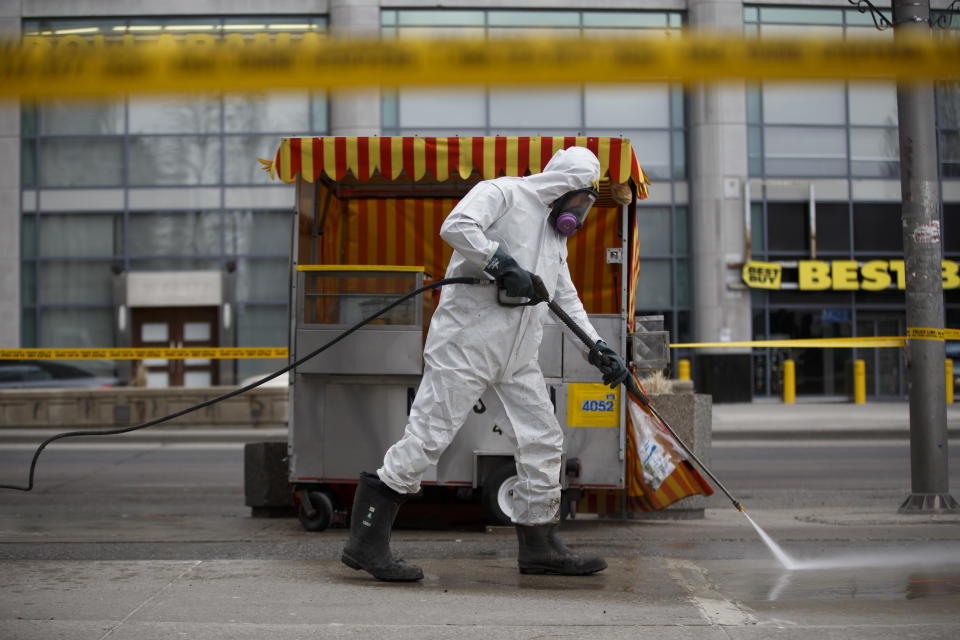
519, 280, 839, 571
530, 286, 821, 567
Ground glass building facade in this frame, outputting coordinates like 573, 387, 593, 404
744, 5, 960, 397
19, 16, 327, 380
4, 2, 959, 398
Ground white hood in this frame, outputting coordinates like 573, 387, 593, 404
523, 146, 601, 206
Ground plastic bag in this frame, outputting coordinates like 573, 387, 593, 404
627, 400, 676, 491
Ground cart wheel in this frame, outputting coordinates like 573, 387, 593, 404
481, 461, 518, 526
297, 490, 334, 532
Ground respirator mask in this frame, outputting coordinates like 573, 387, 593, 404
548, 185, 599, 237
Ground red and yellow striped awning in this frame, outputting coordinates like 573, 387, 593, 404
264, 135, 650, 199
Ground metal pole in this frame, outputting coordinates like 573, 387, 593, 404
893, 0, 959, 513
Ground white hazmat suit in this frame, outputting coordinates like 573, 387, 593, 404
377, 146, 605, 525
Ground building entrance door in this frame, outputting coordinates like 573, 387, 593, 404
132, 307, 219, 388
856, 314, 905, 398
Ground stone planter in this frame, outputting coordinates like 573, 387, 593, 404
629, 387, 713, 519
0, 386, 288, 429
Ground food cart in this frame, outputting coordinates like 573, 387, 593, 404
263, 136, 709, 531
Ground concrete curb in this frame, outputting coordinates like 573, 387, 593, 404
3, 427, 957, 446
0, 427, 287, 445
713, 428, 960, 440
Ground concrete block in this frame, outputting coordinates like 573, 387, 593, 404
0, 387, 289, 428
244, 441, 293, 510
1, 396, 41, 425
632, 392, 712, 518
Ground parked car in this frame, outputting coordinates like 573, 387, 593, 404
0, 360, 121, 389
239, 371, 291, 389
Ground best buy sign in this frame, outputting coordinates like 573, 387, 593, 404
742, 260, 960, 291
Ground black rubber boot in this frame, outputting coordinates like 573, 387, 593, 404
516, 524, 607, 575
341, 472, 423, 582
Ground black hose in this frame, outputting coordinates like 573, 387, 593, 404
0, 276, 487, 492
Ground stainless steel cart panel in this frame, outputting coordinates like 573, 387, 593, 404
294, 328, 423, 375
290, 374, 422, 482
561, 315, 622, 381
293, 269, 424, 376
561, 418, 623, 488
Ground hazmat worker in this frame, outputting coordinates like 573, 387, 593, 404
341, 146, 630, 581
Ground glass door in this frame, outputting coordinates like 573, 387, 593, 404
132, 307, 219, 387
856, 314, 906, 398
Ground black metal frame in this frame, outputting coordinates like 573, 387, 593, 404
846, 0, 894, 30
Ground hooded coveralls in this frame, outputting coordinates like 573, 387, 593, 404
377, 147, 604, 525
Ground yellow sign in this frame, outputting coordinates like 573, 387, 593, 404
1, 33, 959, 100
741, 261, 782, 289
567, 383, 620, 428
799, 260, 960, 291
742, 260, 960, 291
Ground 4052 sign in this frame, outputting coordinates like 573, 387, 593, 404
567, 383, 621, 428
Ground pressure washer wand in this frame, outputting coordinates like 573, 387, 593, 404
530, 276, 744, 513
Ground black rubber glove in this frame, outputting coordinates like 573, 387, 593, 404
588, 340, 629, 388
484, 247, 536, 299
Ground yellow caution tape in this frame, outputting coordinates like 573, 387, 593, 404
673, 330, 960, 348
297, 264, 425, 272
0, 348, 288, 360
669, 337, 907, 349
1, 32, 959, 99
907, 327, 946, 340
5, 332, 960, 359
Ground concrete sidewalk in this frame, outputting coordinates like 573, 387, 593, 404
711, 399, 960, 439
2, 504, 958, 639
2, 409, 959, 639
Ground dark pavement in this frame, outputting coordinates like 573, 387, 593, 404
1, 402, 959, 639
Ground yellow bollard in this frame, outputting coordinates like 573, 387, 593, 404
854, 359, 866, 404
947, 359, 954, 404
678, 358, 690, 381
783, 359, 795, 404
